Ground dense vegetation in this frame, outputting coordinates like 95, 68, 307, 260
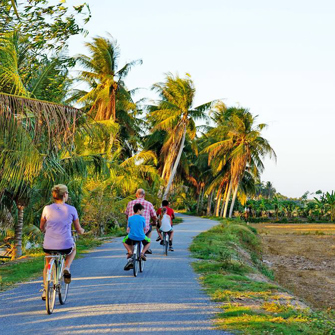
1, 1, 330, 262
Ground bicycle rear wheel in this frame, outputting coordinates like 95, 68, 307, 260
139, 243, 144, 272
133, 244, 139, 277
59, 267, 69, 305
164, 233, 168, 256
46, 261, 57, 314
162, 232, 166, 254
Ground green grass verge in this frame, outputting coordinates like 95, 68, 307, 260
190, 218, 335, 334
105, 226, 127, 238
173, 217, 183, 225
0, 235, 102, 292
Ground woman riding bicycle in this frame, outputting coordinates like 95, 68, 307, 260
40, 184, 84, 300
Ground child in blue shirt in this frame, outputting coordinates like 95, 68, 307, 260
123, 203, 151, 270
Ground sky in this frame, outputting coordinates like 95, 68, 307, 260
65, 0, 335, 198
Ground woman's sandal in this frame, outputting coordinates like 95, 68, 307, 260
63, 268, 72, 284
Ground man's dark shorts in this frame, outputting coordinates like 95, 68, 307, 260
123, 235, 151, 246
145, 224, 152, 236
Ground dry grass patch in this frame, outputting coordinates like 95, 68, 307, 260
191, 219, 335, 334
254, 223, 335, 310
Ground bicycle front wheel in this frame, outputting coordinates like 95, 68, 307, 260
59, 270, 69, 305
46, 261, 57, 314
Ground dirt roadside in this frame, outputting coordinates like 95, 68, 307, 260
252, 223, 335, 310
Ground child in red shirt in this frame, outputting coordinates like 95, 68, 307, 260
156, 200, 175, 251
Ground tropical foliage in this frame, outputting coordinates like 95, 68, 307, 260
0, 2, 281, 260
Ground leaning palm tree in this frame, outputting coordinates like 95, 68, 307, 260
75, 35, 142, 121
149, 73, 214, 199
204, 107, 276, 217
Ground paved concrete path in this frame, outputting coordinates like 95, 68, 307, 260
0, 215, 230, 334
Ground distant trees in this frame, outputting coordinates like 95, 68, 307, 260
239, 190, 335, 223
255, 181, 277, 199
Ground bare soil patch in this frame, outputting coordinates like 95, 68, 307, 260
253, 223, 335, 310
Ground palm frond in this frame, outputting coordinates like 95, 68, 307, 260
0, 92, 80, 149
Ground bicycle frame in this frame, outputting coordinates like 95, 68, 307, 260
132, 241, 144, 277
45, 254, 65, 282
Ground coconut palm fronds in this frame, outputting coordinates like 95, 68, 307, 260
0, 92, 81, 150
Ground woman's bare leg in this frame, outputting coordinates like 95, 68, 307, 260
43, 255, 50, 288
64, 245, 76, 271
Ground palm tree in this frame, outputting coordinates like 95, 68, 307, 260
204, 107, 276, 218
75, 35, 142, 121
0, 92, 81, 257
264, 181, 276, 199
148, 73, 214, 199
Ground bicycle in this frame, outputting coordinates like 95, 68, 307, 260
44, 230, 78, 314
44, 251, 69, 314
132, 241, 144, 277
162, 231, 169, 256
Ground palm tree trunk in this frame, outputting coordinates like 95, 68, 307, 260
214, 187, 222, 216
106, 85, 117, 120
220, 200, 225, 217
196, 185, 205, 214
207, 191, 213, 216
223, 180, 233, 218
196, 186, 201, 214
229, 182, 239, 218
161, 142, 177, 181
163, 127, 186, 200
220, 183, 229, 217
199, 185, 205, 213
215, 192, 222, 216
14, 203, 24, 258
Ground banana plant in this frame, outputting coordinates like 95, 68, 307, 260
324, 191, 335, 221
